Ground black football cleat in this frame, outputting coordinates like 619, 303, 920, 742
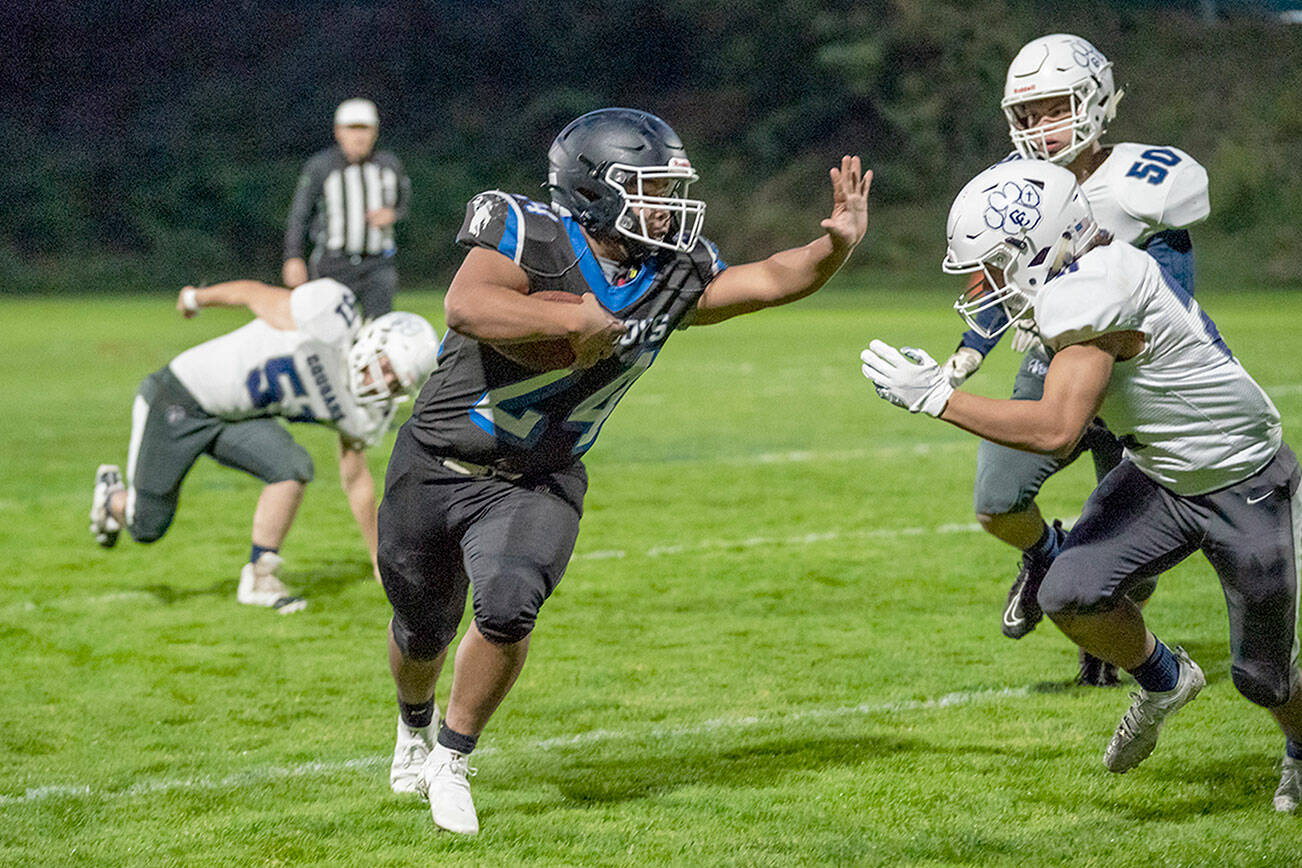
1076, 649, 1121, 687
1000, 520, 1064, 640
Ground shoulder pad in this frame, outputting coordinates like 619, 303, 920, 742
687, 236, 728, 279
1103, 143, 1210, 230
456, 191, 564, 265
1036, 245, 1144, 352
291, 279, 361, 346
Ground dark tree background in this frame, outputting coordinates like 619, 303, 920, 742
2, 0, 1299, 293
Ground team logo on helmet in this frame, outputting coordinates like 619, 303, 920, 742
984, 181, 1043, 233
1070, 39, 1106, 72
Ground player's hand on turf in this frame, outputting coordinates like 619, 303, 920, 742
568, 293, 628, 370
860, 340, 954, 417
821, 155, 872, 253
941, 346, 984, 388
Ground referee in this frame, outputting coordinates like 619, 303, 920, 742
282, 98, 411, 319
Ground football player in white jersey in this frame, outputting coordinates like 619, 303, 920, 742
939, 33, 1210, 685
862, 159, 1302, 812
87, 278, 439, 613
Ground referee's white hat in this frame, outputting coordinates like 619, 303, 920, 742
335, 98, 379, 127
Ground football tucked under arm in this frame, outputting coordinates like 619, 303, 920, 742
486, 290, 584, 371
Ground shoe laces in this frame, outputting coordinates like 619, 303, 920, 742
1116, 691, 1163, 739
253, 573, 290, 595
396, 734, 429, 766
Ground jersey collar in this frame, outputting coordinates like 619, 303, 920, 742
561, 216, 659, 313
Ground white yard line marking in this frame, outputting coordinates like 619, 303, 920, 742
0, 521, 985, 614
574, 521, 981, 561
0, 685, 1030, 807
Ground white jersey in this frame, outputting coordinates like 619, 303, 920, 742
1080, 143, 1209, 245
1037, 243, 1280, 495
169, 279, 389, 444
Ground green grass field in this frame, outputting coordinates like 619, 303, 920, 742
3, 280, 1302, 866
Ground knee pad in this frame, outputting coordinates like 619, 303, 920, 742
472, 574, 542, 645
1231, 662, 1293, 708
389, 612, 453, 661
474, 609, 536, 645
1037, 566, 1113, 618
126, 491, 174, 543
277, 451, 314, 484
128, 521, 169, 544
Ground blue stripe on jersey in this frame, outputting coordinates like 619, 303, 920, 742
498, 205, 521, 261
561, 216, 662, 312
702, 238, 728, 274
1142, 229, 1195, 296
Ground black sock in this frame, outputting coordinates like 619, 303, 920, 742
437, 721, 478, 755
250, 543, 278, 564
1026, 521, 1062, 562
399, 698, 436, 729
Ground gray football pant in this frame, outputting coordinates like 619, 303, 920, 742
125, 367, 314, 543
1039, 446, 1302, 708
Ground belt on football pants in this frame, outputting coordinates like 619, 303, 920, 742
438, 457, 524, 483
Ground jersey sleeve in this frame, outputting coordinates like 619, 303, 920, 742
1035, 252, 1143, 353
290, 279, 362, 349
1118, 146, 1210, 231
1154, 154, 1209, 230
456, 190, 567, 268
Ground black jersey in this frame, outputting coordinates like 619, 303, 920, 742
405, 190, 727, 476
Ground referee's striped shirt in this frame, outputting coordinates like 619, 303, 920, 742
284, 145, 411, 263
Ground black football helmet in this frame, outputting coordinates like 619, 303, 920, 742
547, 108, 705, 255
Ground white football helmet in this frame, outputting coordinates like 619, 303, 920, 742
348, 312, 440, 405
1002, 34, 1120, 165
943, 161, 1098, 338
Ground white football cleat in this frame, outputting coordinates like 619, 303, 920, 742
422, 743, 479, 835
236, 552, 306, 614
1275, 756, 1302, 813
89, 464, 125, 548
1103, 646, 1204, 773
391, 713, 436, 795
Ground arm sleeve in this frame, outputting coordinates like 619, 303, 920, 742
283, 156, 323, 261
389, 153, 411, 223
1142, 230, 1196, 296
958, 306, 1007, 356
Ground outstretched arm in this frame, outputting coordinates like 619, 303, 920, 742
862, 331, 1140, 457
693, 156, 872, 325
337, 436, 381, 582
176, 280, 294, 329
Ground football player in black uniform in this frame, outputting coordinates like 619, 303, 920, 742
380, 108, 871, 834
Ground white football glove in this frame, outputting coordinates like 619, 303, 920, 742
860, 340, 954, 417
940, 346, 984, 388
1009, 318, 1044, 354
